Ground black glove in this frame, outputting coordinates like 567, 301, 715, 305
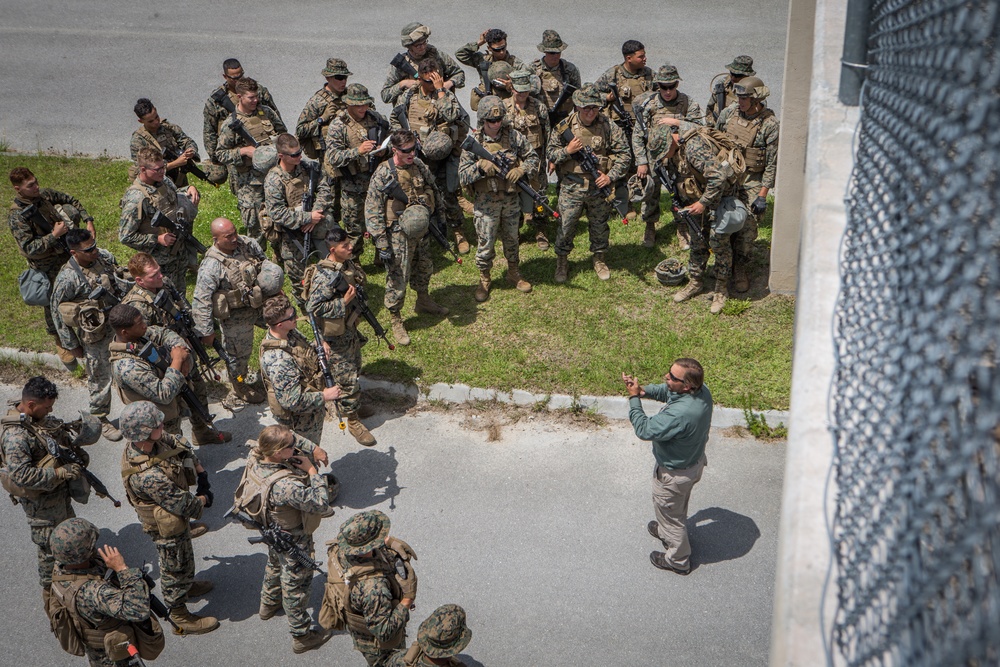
378, 248, 394, 263
751, 196, 768, 216
196, 471, 212, 507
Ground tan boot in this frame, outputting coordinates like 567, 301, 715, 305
506, 263, 532, 293
677, 226, 691, 250
390, 313, 410, 346
168, 605, 220, 635
536, 230, 550, 251
710, 284, 728, 315
554, 255, 569, 284
259, 600, 282, 620
415, 291, 449, 315
673, 279, 705, 303
474, 270, 491, 303
99, 418, 123, 442
346, 414, 376, 447
292, 629, 334, 654
189, 522, 208, 539
592, 253, 611, 280
454, 229, 471, 255
642, 222, 656, 248
191, 424, 232, 446
52, 336, 78, 371
733, 263, 750, 293
458, 195, 475, 216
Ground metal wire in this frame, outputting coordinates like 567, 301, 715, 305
832, 0, 1000, 664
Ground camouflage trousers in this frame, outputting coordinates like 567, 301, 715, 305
277, 407, 326, 449
340, 185, 369, 257
472, 191, 521, 271
233, 179, 267, 252
219, 307, 259, 395
326, 328, 364, 414
153, 248, 192, 294
434, 173, 464, 230
25, 499, 75, 588
554, 181, 612, 256
384, 232, 433, 314
151, 530, 195, 610
84, 332, 114, 417
351, 632, 406, 667
687, 214, 735, 285
260, 534, 316, 636
276, 233, 311, 311
731, 179, 763, 262
41, 264, 63, 335
84, 647, 116, 667
632, 165, 662, 224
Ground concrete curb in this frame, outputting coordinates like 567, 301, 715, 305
0, 347, 789, 430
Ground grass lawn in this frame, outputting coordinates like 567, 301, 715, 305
1, 154, 794, 409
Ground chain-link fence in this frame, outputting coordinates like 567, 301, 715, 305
832, 0, 1000, 664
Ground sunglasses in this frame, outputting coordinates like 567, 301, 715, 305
395, 144, 417, 153
488, 44, 507, 52
659, 83, 678, 91
668, 371, 686, 383
282, 149, 303, 158
276, 310, 297, 325
331, 75, 348, 81
75, 243, 98, 253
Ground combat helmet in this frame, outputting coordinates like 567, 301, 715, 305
626, 173, 655, 203
477, 95, 506, 125
647, 124, 678, 164
421, 131, 454, 161
119, 401, 165, 442
50, 518, 100, 565
70, 411, 102, 447
655, 258, 688, 286
487, 61, 513, 85
337, 510, 390, 557
256, 260, 285, 297
417, 604, 473, 659
252, 144, 279, 173
401, 22, 431, 47
400, 205, 431, 239
733, 76, 769, 100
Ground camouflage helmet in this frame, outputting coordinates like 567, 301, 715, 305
252, 144, 279, 173
119, 401, 165, 442
54, 203, 81, 224
733, 76, 769, 100
487, 61, 513, 83
255, 260, 285, 297
337, 510, 390, 556
653, 65, 682, 85
401, 22, 431, 47
344, 83, 373, 106
626, 173, 655, 202
477, 95, 506, 124
399, 205, 431, 240
71, 411, 102, 447
202, 162, 228, 186
50, 518, 99, 565
655, 258, 688, 286
647, 124, 678, 163
421, 130, 454, 161
417, 604, 473, 658
572, 83, 603, 108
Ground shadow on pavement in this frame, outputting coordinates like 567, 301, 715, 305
196, 552, 270, 621
688, 506, 761, 567
332, 445, 402, 511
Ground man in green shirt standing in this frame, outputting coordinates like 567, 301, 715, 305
623, 358, 712, 575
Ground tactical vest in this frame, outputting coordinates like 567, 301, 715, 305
301, 260, 361, 338
234, 457, 323, 534
203, 243, 263, 317
472, 128, 517, 195
322, 542, 405, 647
336, 112, 378, 177
648, 93, 692, 125
234, 111, 277, 174
671, 127, 745, 204
613, 65, 652, 114
406, 93, 442, 136
385, 163, 435, 223
56, 257, 119, 343
555, 114, 613, 182
123, 178, 185, 256
303, 88, 344, 158
121, 285, 167, 328
268, 166, 308, 233
536, 60, 569, 115
0, 407, 60, 500
121, 439, 195, 538
10, 196, 67, 263
129, 124, 185, 182
107, 340, 181, 423
50, 572, 126, 651
505, 97, 545, 150
723, 108, 775, 174
259, 329, 323, 420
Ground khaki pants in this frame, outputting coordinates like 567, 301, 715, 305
651, 454, 707, 571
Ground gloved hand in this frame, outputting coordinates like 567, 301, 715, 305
751, 196, 768, 216
378, 248, 394, 263
395, 559, 418, 601
196, 471, 213, 508
55, 464, 83, 481
386, 535, 418, 561
478, 159, 499, 177
505, 166, 526, 185
202, 490, 214, 508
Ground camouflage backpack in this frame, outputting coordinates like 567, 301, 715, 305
677, 125, 748, 186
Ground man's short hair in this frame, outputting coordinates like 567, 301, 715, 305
65, 228, 93, 249
9, 167, 34, 187
235, 77, 258, 95
108, 304, 143, 331
136, 146, 164, 169
418, 58, 439, 76
673, 358, 704, 390
390, 130, 417, 148
275, 133, 299, 154
484, 28, 507, 45
326, 227, 348, 245
134, 98, 155, 118
22, 376, 58, 402
622, 40, 645, 57
263, 293, 293, 326
223, 58, 242, 72
127, 252, 159, 279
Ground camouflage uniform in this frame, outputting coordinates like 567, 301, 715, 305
259, 328, 328, 447
130, 120, 199, 188
119, 174, 198, 290
203, 83, 281, 167
455, 41, 540, 96
595, 63, 654, 121
458, 124, 539, 270
216, 106, 287, 248
386, 604, 473, 667
530, 50, 582, 123
706, 56, 755, 127
51, 251, 123, 419
192, 236, 266, 401
296, 86, 347, 161
263, 159, 332, 309
381, 25, 465, 106
8, 189, 92, 336
365, 158, 441, 314
503, 86, 550, 230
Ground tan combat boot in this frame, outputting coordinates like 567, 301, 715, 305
592, 253, 611, 280
677, 226, 691, 250
710, 283, 728, 315
505, 263, 532, 293
732, 263, 750, 293
346, 413, 377, 446
458, 195, 475, 216
536, 230, 550, 251
415, 291, 449, 315
672, 278, 705, 303
642, 222, 656, 248
292, 629, 334, 654
52, 335, 78, 371
474, 270, 492, 303
259, 600, 282, 620
554, 255, 569, 284
390, 313, 410, 346
191, 424, 232, 446
454, 229, 471, 255
168, 605, 219, 635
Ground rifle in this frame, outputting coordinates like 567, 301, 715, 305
227, 114, 260, 149
149, 207, 208, 254
461, 134, 559, 220
476, 62, 493, 96
558, 128, 630, 218
134, 564, 185, 635
87, 284, 121, 312
20, 203, 54, 234
713, 81, 727, 123
153, 285, 231, 382
306, 312, 346, 432
606, 83, 634, 141
548, 82, 579, 125
123, 339, 215, 425
390, 53, 418, 79
378, 176, 461, 263
652, 161, 705, 243
227, 509, 325, 574
210, 86, 236, 115
330, 275, 395, 350
39, 421, 121, 507
161, 146, 213, 186
366, 110, 392, 174
301, 163, 322, 262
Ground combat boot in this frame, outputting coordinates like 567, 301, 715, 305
346, 414, 376, 447
642, 222, 657, 248
672, 279, 705, 303
554, 255, 569, 284
710, 283, 728, 315
454, 229, 471, 255
390, 313, 410, 346
536, 230, 550, 251
99, 418, 122, 442
292, 629, 334, 654
168, 605, 219, 635
259, 600, 282, 620
677, 226, 691, 250
474, 270, 491, 302
189, 522, 208, 539
191, 424, 232, 446
458, 195, 475, 216
592, 253, 611, 281
733, 263, 750, 293
52, 335, 78, 372
415, 291, 449, 315
505, 263, 532, 293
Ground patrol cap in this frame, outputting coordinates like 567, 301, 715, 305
321, 58, 352, 78
417, 604, 473, 658
653, 65, 681, 84
50, 518, 100, 565
477, 95, 506, 123
487, 61, 513, 82
537, 29, 568, 53
120, 401, 165, 442
733, 75, 769, 100
344, 83, 373, 106
510, 70, 533, 93
572, 83, 603, 108
401, 22, 431, 47
337, 510, 390, 556
726, 55, 755, 76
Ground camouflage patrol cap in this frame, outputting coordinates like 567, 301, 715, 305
726, 55, 755, 76
509, 70, 533, 93
734, 75, 769, 100
321, 58, 352, 78
417, 604, 473, 658
400, 205, 431, 239
572, 83, 603, 108
477, 95, 506, 124
401, 22, 431, 47
344, 83, 374, 106
50, 518, 100, 565
120, 401, 165, 442
487, 61, 513, 83
421, 130, 454, 161
653, 65, 682, 84
647, 124, 678, 163
337, 510, 390, 556
537, 29, 568, 53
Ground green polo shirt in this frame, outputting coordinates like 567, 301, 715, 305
628, 383, 712, 469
